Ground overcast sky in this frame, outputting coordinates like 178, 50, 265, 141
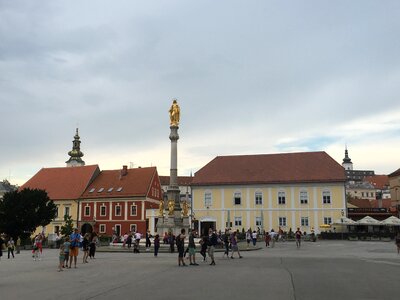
1, 0, 400, 186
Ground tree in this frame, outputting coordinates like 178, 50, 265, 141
0, 188, 57, 239
60, 214, 74, 237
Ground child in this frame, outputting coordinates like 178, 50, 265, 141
58, 244, 65, 271
63, 236, 71, 268
32, 240, 39, 261
154, 234, 160, 257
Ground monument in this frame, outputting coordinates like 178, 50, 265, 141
157, 99, 190, 235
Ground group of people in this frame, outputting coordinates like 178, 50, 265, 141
0, 235, 21, 260
57, 228, 98, 271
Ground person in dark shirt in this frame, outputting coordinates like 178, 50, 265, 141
176, 228, 186, 266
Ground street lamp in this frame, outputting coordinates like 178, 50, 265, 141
341, 209, 344, 240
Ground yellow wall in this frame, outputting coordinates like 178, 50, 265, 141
193, 183, 346, 233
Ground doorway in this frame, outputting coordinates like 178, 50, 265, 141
81, 223, 93, 235
200, 221, 216, 237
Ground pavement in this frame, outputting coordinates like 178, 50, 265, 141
1, 240, 400, 300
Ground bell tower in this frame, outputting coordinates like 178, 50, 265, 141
66, 128, 85, 167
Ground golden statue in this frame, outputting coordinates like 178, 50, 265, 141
169, 99, 180, 126
182, 201, 189, 217
168, 200, 174, 216
158, 200, 164, 217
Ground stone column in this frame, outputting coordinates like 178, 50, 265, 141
168, 125, 182, 221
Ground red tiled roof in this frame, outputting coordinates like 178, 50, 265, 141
364, 175, 389, 190
348, 199, 372, 208
20, 165, 100, 200
370, 199, 394, 209
192, 151, 346, 186
81, 167, 158, 199
389, 168, 400, 177
159, 175, 193, 186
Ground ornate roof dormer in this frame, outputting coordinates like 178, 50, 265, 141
66, 128, 85, 167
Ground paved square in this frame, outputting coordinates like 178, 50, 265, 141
1, 241, 399, 300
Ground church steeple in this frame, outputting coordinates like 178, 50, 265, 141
66, 128, 85, 167
342, 145, 353, 171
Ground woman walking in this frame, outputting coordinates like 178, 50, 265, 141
89, 233, 98, 259
230, 231, 242, 259
7, 237, 15, 259
82, 233, 90, 263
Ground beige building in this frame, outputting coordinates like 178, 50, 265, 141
389, 168, 400, 203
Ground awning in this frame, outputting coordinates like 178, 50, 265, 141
356, 216, 381, 225
380, 216, 400, 226
320, 224, 331, 228
332, 217, 356, 225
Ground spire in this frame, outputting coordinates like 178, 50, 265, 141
66, 128, 85, 167
342, 145, 353, 170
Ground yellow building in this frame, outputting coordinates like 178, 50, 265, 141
191, 152, 346, 235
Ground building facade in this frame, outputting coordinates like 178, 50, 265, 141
79, 166, 162, 236
192, 152, 346, 235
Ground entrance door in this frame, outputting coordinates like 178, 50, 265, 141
81, 223, 93, 235
201, 221, 216, 237
115, 224, 121, 237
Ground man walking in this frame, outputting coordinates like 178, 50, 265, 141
208, 228, 218, 265
69, 228, 81, 268
188, 229, 199, 266
176, 229, 186, 266
295, 228, 302, 249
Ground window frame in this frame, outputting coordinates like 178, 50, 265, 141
279, 217, 287, 227
115, 205, 122, 217
100, 205, 107, 217
278, 191, 286, 205
300, 190, 308, 204
323, 190, 331, 204
234, 192, 241, 205
130, 205, 137, 216
99, 224, 106, 233
301, 217, 309, 227
323, 217, 332, 225
255, 191, 263, 205
204, 191, 212, 207
84, 205, 90, 217
234, 217, 242, 226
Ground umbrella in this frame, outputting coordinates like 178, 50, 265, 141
356, 216, 381, 225
380, 216, 400, 226
332, 217, 356, 225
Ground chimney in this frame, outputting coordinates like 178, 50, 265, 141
121, 165, 128, 176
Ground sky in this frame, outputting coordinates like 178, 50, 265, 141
1, 0, 400, 186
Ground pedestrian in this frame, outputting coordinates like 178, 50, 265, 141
145, 230, 151, 251
69, 228, 81, 268
265, 232, 271, 247
89, 233, 98, 259
134, 231, 142, 253
199, 235, 208, 262
169, 232, 175, 253
188, 229, 199, 266
154, 234, 160, 257
176, 228, 186, 266
37, 233, 43, 256
252, 230, 257, 246
270, 229, 277, 248
395, 232, 400, 254
0, 235, 4, 260
127, 233, 133, 249
208, 229, 218, 265
122, 232, 128, 247
63, 236, 71, 268
82, 233, 90, 263
7, 237, 15, 259
32, 236, 40, 261
223, 230, 230, 258
58, 244, 65, 272
246, 229, 251, 249
295, 228, 302, 249
16, 236, 21, 254
230, 231, 243, 259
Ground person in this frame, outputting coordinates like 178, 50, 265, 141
265, 232, 271, 247
154, 234, 160, 257
37, 233, 43, 256
133, 231, 141, 253
55, 232, 61, 249
395, 232, 400, 254
58, 244, 65, 272
127, 233, 133, 249
89, 233, 98, 259
223, 230, 230, 258
169, 99, 180, 126
176, 228, 186, 266
69, 228, 81, 268
252, 230, 257, 246
199, 235, 208, 262
82, 233, 90, 263
32, 237, 40, 261
188, 229, 199, 266
0, 235, 4, 260
295, 228, 302, 249
246, 229, 251, 249
63, 236, 71, 268
163, 232, 169, 244
270, 229, 277, 248
230, 231, 243, 259
16, 236, 21, 254
169, 232, 175, 253
208, 229, 218, 266
7, 237, 15, 259
145, 230, 151, 251
122, 232, 128, 247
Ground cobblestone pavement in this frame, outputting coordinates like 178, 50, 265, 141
1, 240, 399, 300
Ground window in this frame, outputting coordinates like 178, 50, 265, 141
130, 205, 137, 216
54, 226, 60, 234
99, 224, 106, 233
279, 217, 287, 227
234, 192, 241, 205
64, 206, 70, 217
301, 217, 309, 227
115, 205, 121, 216
361, 192, 364, 197
117, 187, 123, 192
54, 206, 59, 219
89, 188, 95, 193
84, 206, 90, 216
130, 224, 137, 232
204, 191, 212, 207
300, 191, 308, 204
107, 187, 113, 192
98, 188, 104, 193
323, 191, 331, 204
278, 191, 286, 205
255, 217, 262, 226
324, 217, 332, 225
234, 217, 242, 226
255, 192, 263, 205
100, 205, 106, 216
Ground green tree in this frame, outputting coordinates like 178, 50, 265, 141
0, 188, 57, 239
60, 214, 74, 237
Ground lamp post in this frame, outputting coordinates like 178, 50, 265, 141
341, 209, 344, 240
